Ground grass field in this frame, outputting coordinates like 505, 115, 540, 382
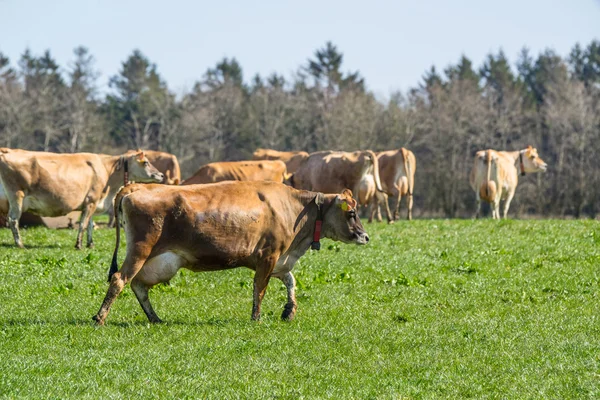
0, 219, 599, 399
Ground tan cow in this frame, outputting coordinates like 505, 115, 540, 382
252, 148, 309, 174
0, 149, 164, 248
366, 148, 416, 223
127, 149, 181, 185
290, 151, 383, 206
106, 149, 182, 227
92, 181, 369, 325
469, 146, 548, 219
182, 160, 289, 185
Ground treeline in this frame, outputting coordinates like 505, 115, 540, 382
1, 41, 599, 217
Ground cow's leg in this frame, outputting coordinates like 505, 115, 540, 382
379, 192, 393, 224
275, 271, 297, 321
131, 278, 162, 323
85, 204, 98, 248
75, 203, 91, 249
251, 258, 276, 321
93, 246, 152, 325
7, 190, 24, 248
502, 190, 515, 219
393, 193, 402, 221
491, 199, 501, 220
474, 192, 482, 219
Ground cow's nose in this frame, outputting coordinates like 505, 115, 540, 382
364, 234, 369, 243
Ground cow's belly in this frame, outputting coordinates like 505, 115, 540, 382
23, 195, 84, 217
137, 251, 189, 286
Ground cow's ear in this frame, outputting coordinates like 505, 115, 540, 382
136, 151, 146, 161
341, 188, 353, 199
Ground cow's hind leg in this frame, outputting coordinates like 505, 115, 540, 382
275, 271, 297, 321
93, 247, 152, 325
85, 203, 98, 248
406, 193, 413, 221
75, 202, 95, 249
7, 190, 24, 248
131, 279, 162, 323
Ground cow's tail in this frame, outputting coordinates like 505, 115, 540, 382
401, 148, 413, 196
479, 150, 497, 203
366, 150, 384, 192
107, 186, 129, 281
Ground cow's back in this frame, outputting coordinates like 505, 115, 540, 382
293, 151, 361, 193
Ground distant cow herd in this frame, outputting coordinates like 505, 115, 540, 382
0, 145, 547, 324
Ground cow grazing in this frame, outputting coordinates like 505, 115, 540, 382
290, 151, 384, 210
369, 148, 416, 223
469, 146, 548, 219
0, 149, 164, 248
182, 160, 289, 185
252, 148, 309, 174
92, 181, 369, 325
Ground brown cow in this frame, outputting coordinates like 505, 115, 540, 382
182, 160, 289, 185
128, 149, 181, 185
368, 148, 416, 222
0, 149, 163, 248
291, 150, 384, 214
92, 181, 369, 325
252, 148, 309, 174
469, 146, 548, 219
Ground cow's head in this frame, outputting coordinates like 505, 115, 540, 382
323, 189, 369, 245
522, 146, 548, 173
126, 151, 164, 183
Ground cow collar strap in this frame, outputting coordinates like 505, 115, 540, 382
311, 193, 325, 251
519, 152, 526, 176
123, 157, 130, 187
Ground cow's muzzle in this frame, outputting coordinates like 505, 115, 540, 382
153, 172, 165, 182
353, 231, 369, 245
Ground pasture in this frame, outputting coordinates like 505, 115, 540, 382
0, 219, 599, 398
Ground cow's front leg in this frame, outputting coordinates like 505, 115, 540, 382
251, 258, 276, 321
275, 271, 297, 321
7, 190, 24, 248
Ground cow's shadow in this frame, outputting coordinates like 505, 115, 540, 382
0, 242, 67, 249
0, 317, 239, 328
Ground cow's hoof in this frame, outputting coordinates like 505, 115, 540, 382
87, 242, 95, 249
149, 317, 163, 324
387, 220, 395, 225
281, 307, 297, 321
92, 315, 105, 326
75, 244, 82, 250
16, 243, 24, 249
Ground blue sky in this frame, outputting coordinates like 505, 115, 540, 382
1, 0, 598, 98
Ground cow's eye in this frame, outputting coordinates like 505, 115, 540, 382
143, 161, 149, 166
348, 210, 356, 219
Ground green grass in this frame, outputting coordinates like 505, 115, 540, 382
0, 219, 599, 399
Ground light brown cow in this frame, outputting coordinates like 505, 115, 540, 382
0, 149, 164, 248
92, 181, 368, 325
182, 160, 289, 185
365, 148, 416, 223
469, 146, 548, 219
252, 148, 309, 174
106, 149, 182, 227
128, 149, 181, 185
290, 151, 383, 203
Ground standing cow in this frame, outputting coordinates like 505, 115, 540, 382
365, 148, 416, 223
469, 146, 548, 219
182, 160, 289, 185
290, 150, 384, 212
252, 148, 309, 174
93, 181, 369, 325
0, 149, 163, 248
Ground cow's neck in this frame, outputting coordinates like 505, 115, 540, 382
100, 155, 129, 203
506, 150, 526, 175
290, 191, 336, 251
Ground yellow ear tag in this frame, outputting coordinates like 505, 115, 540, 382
340, 202, 349, 211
